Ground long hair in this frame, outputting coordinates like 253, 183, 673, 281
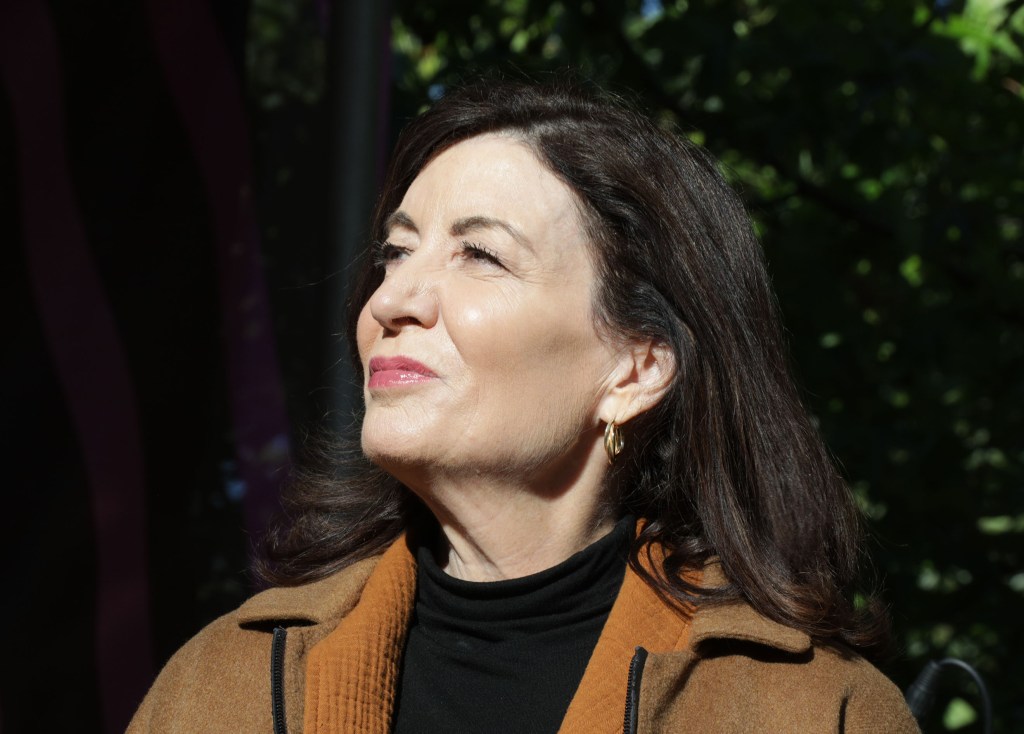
260, 76, 890, 657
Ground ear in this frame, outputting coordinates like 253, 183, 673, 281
598, 339, 676, 426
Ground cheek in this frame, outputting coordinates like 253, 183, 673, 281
445, 290, 526, 369
449, 289, 602, 390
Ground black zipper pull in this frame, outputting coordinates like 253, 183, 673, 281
623, 646, 648, 734
271, 627, 288, 734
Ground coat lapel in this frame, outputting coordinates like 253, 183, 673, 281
558, 546, 699, 734
302, 537, 417, 734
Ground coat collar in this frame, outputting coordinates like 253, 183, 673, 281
234, 545, 810, 656
689, 561, 811, 654
235, 555, 379, 626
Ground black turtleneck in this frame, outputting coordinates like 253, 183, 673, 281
391, 516, 633, 734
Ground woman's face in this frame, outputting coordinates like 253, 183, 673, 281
357, 134, 625, 487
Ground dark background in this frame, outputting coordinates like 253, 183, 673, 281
2, 0, 1021, 732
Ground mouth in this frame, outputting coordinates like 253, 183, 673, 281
367, 355, 438, 388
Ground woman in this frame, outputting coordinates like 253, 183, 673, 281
129, 78, 919, 733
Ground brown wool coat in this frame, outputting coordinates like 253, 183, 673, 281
128, 536, 920, 733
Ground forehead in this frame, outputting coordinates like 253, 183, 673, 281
396, 134, 584, 239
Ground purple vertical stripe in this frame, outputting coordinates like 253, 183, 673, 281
144, 0, 291, 545
0, 1, 153, 731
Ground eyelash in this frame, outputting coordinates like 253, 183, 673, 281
372, 240, 504, 269
372, 240, 404, 269
460, 241, 503, 267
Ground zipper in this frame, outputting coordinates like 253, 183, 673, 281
623, 646, 648, 734
271, 626, 288, 734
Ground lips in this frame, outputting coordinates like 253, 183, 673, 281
367, 355, 438, 388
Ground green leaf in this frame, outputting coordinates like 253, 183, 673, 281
943, 697, 977, 729
900, 255, 924, 287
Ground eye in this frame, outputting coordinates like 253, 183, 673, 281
460, 241, 504, 268
372, 241, 408, 269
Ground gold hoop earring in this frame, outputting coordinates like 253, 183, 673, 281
604, 421, 624, 464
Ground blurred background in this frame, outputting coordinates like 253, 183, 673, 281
1, 0, 1021, 732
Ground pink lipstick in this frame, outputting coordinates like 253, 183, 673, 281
367, 355, 438, 388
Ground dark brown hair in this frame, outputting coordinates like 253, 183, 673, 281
261, 76, 889, 657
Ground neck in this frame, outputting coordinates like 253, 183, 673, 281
402, 440, 616, 582
435, 498, 616, 582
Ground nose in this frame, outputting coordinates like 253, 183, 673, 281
367, 263, 440, 333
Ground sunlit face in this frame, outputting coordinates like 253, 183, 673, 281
356, 134, 624, 490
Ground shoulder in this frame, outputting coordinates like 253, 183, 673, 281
683, 563, 919, 732
645, 633, 918, 733
680, 603, 919, 733
751, 643, 920, 733
814, 646, 921, 734
125, 609, 274, 733
126, 557, 379, 733
702, 640, 917, 732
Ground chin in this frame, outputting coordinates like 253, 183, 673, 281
361, 416, 430, 473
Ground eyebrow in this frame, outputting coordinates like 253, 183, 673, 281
384, 210, 417, 235
384, 210, 532, 252
451, 215, 531, 251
